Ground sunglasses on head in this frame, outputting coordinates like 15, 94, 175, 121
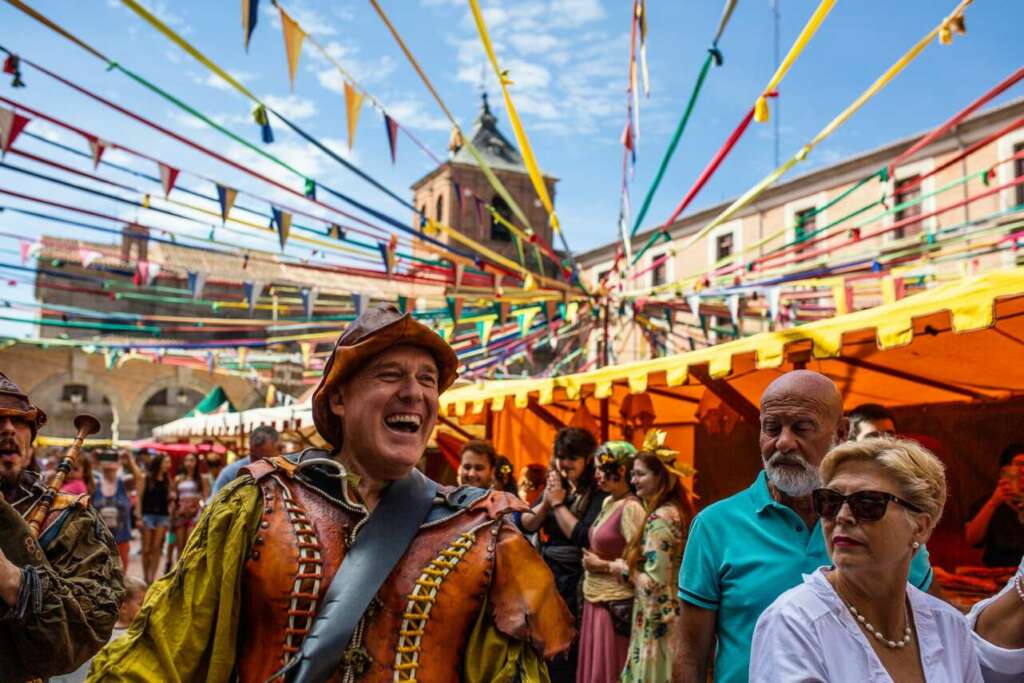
812, 488, 923, 522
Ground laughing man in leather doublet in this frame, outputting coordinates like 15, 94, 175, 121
90, 304, 574, 683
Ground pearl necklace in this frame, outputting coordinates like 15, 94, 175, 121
847, 603, 913, 649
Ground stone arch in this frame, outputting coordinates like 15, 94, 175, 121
27, 371, 124, 441
130, 375, 213, 440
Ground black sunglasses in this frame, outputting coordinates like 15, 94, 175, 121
812, 488, 923, 522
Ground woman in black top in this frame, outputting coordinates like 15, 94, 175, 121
519, 427, 606, 683
139, 454, 171, 584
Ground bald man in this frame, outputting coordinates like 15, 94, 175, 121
675, 371, 935, 683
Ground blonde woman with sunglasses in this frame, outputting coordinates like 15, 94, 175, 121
750, 438, 982, 682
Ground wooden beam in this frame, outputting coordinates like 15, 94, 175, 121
527, 396, 567, 432
644, 386, 701, 404
836, 356, 992, 401
689, 365, 761, 425
438, 415, 476, 441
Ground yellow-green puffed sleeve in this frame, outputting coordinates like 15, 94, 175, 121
87, 478, 263, 683
462, 594, 551, 683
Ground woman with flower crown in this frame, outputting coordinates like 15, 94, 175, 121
610, 431, 695, 682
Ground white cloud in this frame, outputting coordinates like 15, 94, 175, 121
262, 94, 318, 121
309, 41, 396, 92
508, 33, 560, 55
262, 0, 338, 37
189, 70, 258, 95
382, 98, 450, 132
106, 0, 193, 35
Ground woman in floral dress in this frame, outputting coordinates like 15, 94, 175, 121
616, 431, 695, 682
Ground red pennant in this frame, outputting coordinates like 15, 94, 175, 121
0, 108, 29, 155
87, 137, 109, 170
158, 163, 180, 198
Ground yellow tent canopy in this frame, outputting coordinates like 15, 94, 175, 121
439, 268, 1024, 482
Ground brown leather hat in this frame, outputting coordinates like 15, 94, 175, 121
0, 372, 46, 436
312, 303, 459, 449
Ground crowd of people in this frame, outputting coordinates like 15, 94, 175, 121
1, 303, 1022, 682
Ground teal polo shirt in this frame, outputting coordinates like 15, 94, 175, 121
678, 471, 933, 683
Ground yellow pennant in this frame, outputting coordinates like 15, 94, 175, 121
266, 384, 277, 407
279, 5, 306, 91
344, 81, 364, 150
237, 346, 248, 369
300, 341, 312, 369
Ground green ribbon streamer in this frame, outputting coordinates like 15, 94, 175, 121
0, 313, 162, 335
631, 49, 718, 238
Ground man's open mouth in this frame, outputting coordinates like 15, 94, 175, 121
384, 413, 422, 434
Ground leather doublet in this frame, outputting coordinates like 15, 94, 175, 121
238, 463, 535, 683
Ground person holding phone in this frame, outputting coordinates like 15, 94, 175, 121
966, 443, 1024, 568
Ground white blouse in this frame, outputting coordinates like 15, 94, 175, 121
966, 560, 1024, 683
750, 568, 983, 682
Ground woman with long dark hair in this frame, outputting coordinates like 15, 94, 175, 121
618, 431, 695, 682
140, 453, 171, 584
170, 453, 208, 569
518, 427, 606, 682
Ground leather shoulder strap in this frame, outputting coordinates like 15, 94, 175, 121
277, 469, 438, 683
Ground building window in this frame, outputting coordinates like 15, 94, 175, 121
490, 195, 512, 242
794, 208, 817, 261
435, 194, 445, 224
715, 232, 733, 261
893, 175, 923, 239
651, 258, 667, 287
1014, 142, 1024, 208
61, 384, 88, 405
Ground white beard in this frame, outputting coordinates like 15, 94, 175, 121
763, 450, 821, 497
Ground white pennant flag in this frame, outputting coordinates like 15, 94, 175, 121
727, 294, 741, 327
686, 293, 701, 319
767, 287, 782, 321
146, 262, 161, 286
79, 248, 103, 269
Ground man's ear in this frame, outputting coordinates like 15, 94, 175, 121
328, 390, 345, 419
835, 416, 850, 443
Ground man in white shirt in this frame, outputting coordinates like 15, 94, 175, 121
968, 558, 1024, 682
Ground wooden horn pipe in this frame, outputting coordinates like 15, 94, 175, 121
26, 414, 101, 537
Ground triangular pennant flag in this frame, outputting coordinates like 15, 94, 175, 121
447, 296, 464, 325
453, 262, 465, 291
299, 342, 313, 370
242, 0, 260, 51
377, 241, 395, 276
158, 163, 179, 198
146, 262, 161, 286
767, 287, 782, 322
565, 301, 579, 326
664, 306, 674, 331
397, 296, 409, 314
103, 350, 120, 371
686, 293, 701, 318
18, 240, 31, 264
0, 108, 30, 156
344, 81, 364, 150
831, 282, 851, 316
327, 223, 345, 241
384, 113, 399, 164
518, 308, 539, 338
136, 260, 150, 288
278, 5, 306, 91
493, 274, 503, 298
237, 346, 248, 369
304, 178, 316, 200
244, 281, 263, 313
300, 286, 318, 318
727, 294, 741, 327
545, 300, 557, 323
270, 208, 292, 250
79, 248, 102, 269
499, 301, 511, 325
476, 318, 494, 346
207, 351, 215, 374
188, 271, 207, 300
437, 324, 452, 342
266, 384, 276, 407
351, 293, 366, 318
87, 137, 109, 170
216, 184, 238, 223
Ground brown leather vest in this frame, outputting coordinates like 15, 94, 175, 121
237, 458, 550, 683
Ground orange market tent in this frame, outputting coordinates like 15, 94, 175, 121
437, 268, 1024, 506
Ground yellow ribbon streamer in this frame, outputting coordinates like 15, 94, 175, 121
468, 0, 561, 234
663, 0, 973, 292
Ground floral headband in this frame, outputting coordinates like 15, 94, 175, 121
641, 429, 696, 480
596, 440, 637, 468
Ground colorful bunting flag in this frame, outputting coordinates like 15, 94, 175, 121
518, 308, 539, 338
206, 351, 215, 374
252, 104, 274, 143
384, 113, 399, 164
145, 262, 161, 286
2, 54, 24, 88
135, 260, 149, 288
87, 137, 109, 170
270, 207, 292, 250
300, 342, 313, 370
265, 384, 276, 407
476, 318, 494, 346
304, 178, 317, 200
767, 287, 782, 322
0, 107, 29, 157
544, 300, 557, 323
327, 223, 345, 241
242, 0, 260, 51
493, 274, 503, 298
447, 296, 464, 325
397, 295, 409, 314
188, 271, 207, 300
216, 184, 238, 223
453, 262, 465, 291
78, 248, 102, 269
244, 281, 263, 313
727, 294, 741, 327
498, 301, 511, 325
278, 5, 306, 91
344, 81, 364, 150
565, 301, 579, 326
157, 162, 179, 198
300, 286, 318, 318
237, 346, 248, 369
351, 293, 366, 317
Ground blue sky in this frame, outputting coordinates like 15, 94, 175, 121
0, 0, 1021, 338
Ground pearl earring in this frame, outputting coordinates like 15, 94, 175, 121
912, 541, 920, 549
